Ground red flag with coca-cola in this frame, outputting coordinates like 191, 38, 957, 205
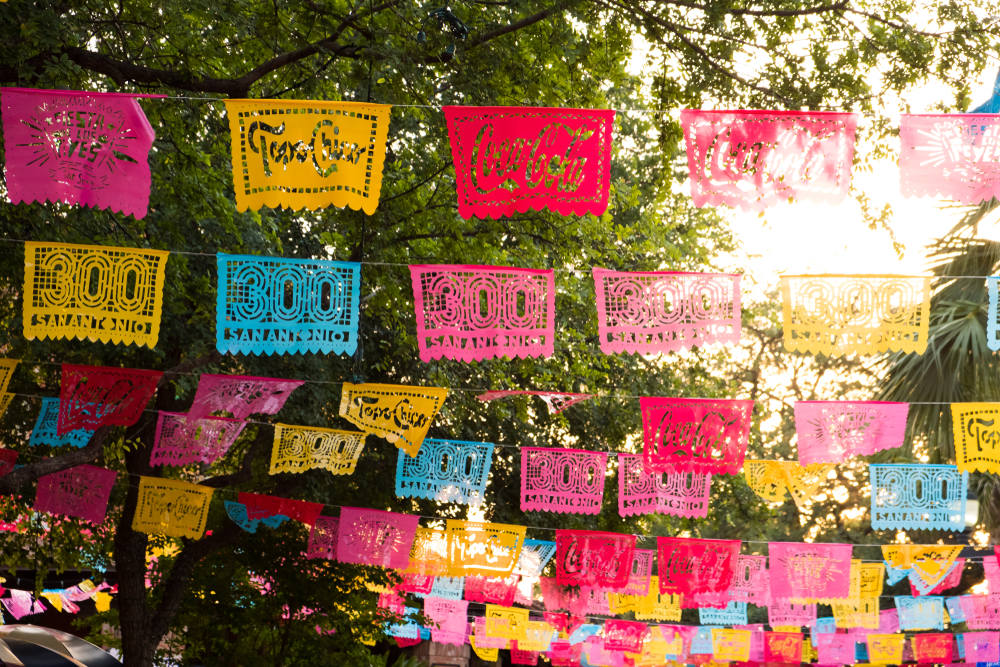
657, 536, 741, 606
553, 529, 637, 589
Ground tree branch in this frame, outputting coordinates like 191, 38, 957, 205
200, 426, 272, 488
656, 0, 848, 17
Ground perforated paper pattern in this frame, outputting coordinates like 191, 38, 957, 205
58, 364, 162, 435
339, 382, 448, 458
870, 464, 967, 531
882, 545, 963, 586
633, 577, 682, 622
794, 400, 909, 464
711, 628, 751, 662
604, 620, 647, 653
415, 576, 465, 601
767, 601, 817, 627
989, 277, 1000, 351
270, 423, 366, 476
780, 275, 931, 355
912, 633, 953, 663
680, 109, 858, 211
1, 88, 158, 218
2, 360, 20, 392
962, 594, 1000, 630
132, 477, 214, 539
514, 539, 557, 577
768, 542, 853, 602
223, 100, 391, 214
610, 548, 655, 597
966, 631, 1000, 662
950, 402, 1000, 474
592, 268, 741, 355
554, 530, 637, 588
866, 633, 904, 664
521, 447, 607, 514
410, 264, 556, 362
464, 574, 519, 607
898, 114, 1000, 204
405, 528, 450, 576
189, 374, 304, 421
34, 464, 117, 524
727, 555, 770, 605
239, 492, 323, 525
909, 555, 960, 595
306, 516, 339, 560
24, 242, 168, 347
476, 389, 593, 414
744, 460, 832, 509
640, 397, 753, 475
617, 453, 711, 518
832, 597, 880, 629
336, 507, 419, 569
215, 254, 360, 356
446, 520, 525, 577
897, 596, 945, 630
442, 106, 615, 219
29, 398, 92, 449
700, 601, 748, 626
817, 633, 855, 665
225, 501, 288, 533
151, 411, 246, 467
657, 537, 740, 603
396, 438, 494, 505
765, 631, 803, 663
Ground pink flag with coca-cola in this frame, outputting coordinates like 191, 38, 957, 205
604, 619, 647, 652
336, 507, 419, 569
58, 364, 162, 435
553, 530, 636, 589
640, 397, 753, 475
1, 88, 162, 219
768, 542, 853, 601
680, 109, 858, 212
442, 106, 615, 219
657, 537, 740, 606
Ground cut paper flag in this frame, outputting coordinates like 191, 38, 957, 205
882, 545, 964, 587
899, 114, 1000, 205
768, 542, 853, 602
617, 454, 711, 518
897, 596, 945, 630
446, 520, 525, 577
961, 594, 1000, 630
866, 633, 904, 665
215, 254, 360, 356
270, 423, 367, 476
833, 597, 879, 629
339, 382, 447, 458
514, 539, 557, 577
870, 463, 967, 531
727, 555, 770, 605
1, 88, 159, 218
711, 628, 751, 662
765, 631, 803, 664
416, 577, 464, 601
947, 595, 968, 624
780, 275, 932, 355
816, 633, 855, 665
700, 601, 748, 625
680, 109, 858, 211
520, 622, 554, 652
640, 397, 753, 475
474, 615, 509, 648
509, 643, 539, 666
151, 411, 246, 467
132, 477, 214, 539
238, 493, 323, 526
0, 449, 17, 477
0, 359, 17, 392
767, 601, 818, 626
396, 438, 494, 506
476, 389, 593, 414
965, 631, 1000, 663
223, 99, 391, 214
405, 527, 449, 576
951, 402, 1000, 474
990, 277, 1000, 351
442, 106, 615, 219
607, 548, 655, 597
23, 242, 169, 348
336, 507, 419, 569
58, 364, 162, 435
224, 501, 288, 533
28, 398, 92, 449
913, 633, 954, 663
521, 447, 607, 514
409, 264, 556, 362
464, 574, 520, 606
793, 400, 909, 464
744, 460, 832, 509
553, 530, 637, 588
34, 464, 117, 524
592, 268, 741, 355
3, 590, 40, 620
633, 576, 682, 622
604, 620, 647, 653
424, 597, 469, 645
657, 537, 740, 605
188, 374, 304, 421
469, 635, 499, 662
485, 604, 529, 639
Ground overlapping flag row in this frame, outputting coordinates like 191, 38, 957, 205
7, 88, 1000, 222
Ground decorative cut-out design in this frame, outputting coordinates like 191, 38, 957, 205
581, 637, 625, 667
768, 542, 853, 602
469, 635, 499, 661
870, 463, 967, 531
23, 242, 168, 348
474, 616, 508, 648
405, 528, 450, 576
727, 555, 770, 605
224, 501, 289, 533
396, 438, 494, 506
897, 595, 945, 630
554, 530, 637, 588
657, 537, 740, 604
617, 454, 711, 518
0, 359, 16, 397
152, 411, 246, 467
410, 264, 556, 362
949, 402, 1000, 474
442, 106, 615, 219
476, 389, 593, 414
424, 597, 468, 644
188, 374, 304, 421
604, 620, 646, 653
947, 595, 968, 624
882, 545, 964, 587
29, 398, 92, 449
961, 594, 1000, 630
794, 401, 909, 464
336, 507, 418, 569
521, 447, 607, 514
34, 464, 117, 524
510, 642, 540, 666
1, 88, 159, 218
640, 397, 753, 475
305, 516, 339, 560
270, 423, 366, 476
765, 631, 803, 664
239, 493, 323, 525
464, 574, 520, 607
339, 382, 447, 458
446, 520, 525, 577
780, 275, 932, 356
899, 114, 1000, 205
215, 254, 360, 356
817, 633, 855, 665
965, 631, 1000, 663
832, 597, 879, 629
485, 604, 529, 639
711, 629, 751, 662
700, 601, 748, 626
132, 477, 214, 539
514, 539, 557, 577
223, 99, 391, 214
680, 109, 858, 212
633, 576, 682, 622
911, 558, 963, 596
415, 576, 465, 601
592, 269, 741, 355
990, 278, 1000, 351
58, 364, 162, 435
606, 549, 654, 597
744, 460, 832, 509
859, 562, 885, 598
913, 633, 953, 663
768, 601, 818, 627
0, 449, 17, 477
866, 634, 904, 664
